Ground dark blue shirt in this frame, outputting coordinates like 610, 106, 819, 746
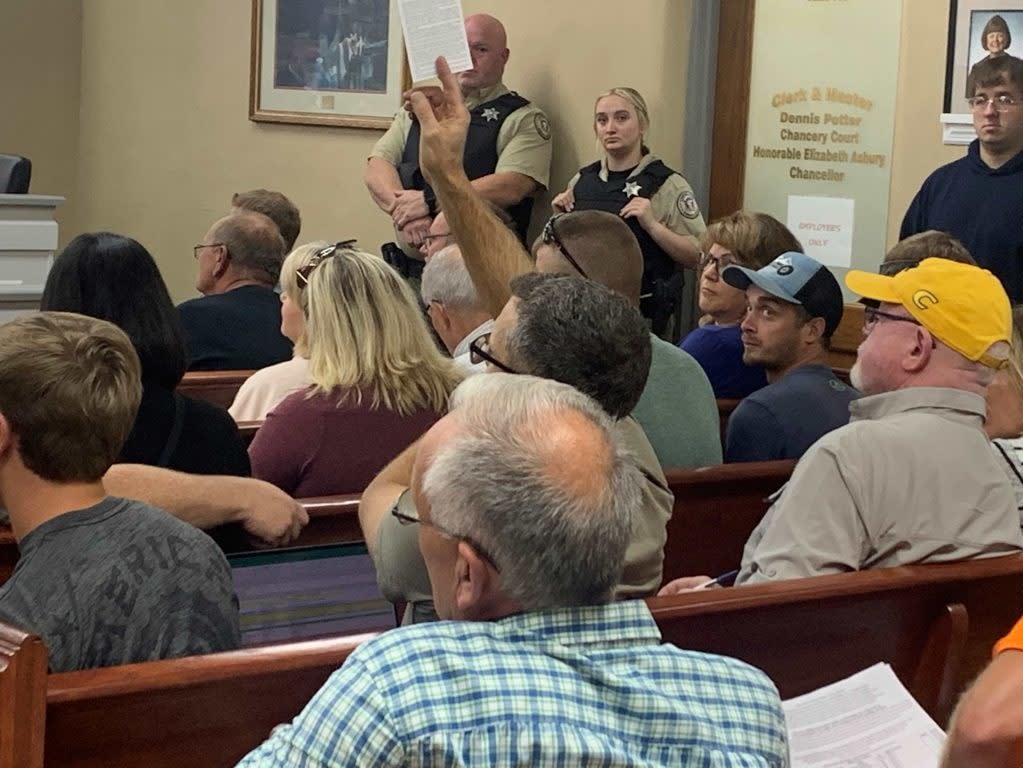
178, 285, 293, 371
900, 140, 1023, 302
679, 324, 768, 399
725, 364, 859, 463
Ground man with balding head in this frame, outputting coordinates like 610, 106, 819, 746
366, 14, 552, 254
179, 210, 292, 370
238, 374, 788, 767
420, 245, 493, 372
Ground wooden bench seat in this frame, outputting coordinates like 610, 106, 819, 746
176, 370, 255, 411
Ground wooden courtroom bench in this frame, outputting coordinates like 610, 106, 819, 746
827, 302, 864, 371
662, 459, 795, 583
2, 630, 375, 768
176, 369, 255, 410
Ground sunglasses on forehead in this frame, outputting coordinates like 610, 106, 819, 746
296, 240, 358, 288
541, 215, 589, 279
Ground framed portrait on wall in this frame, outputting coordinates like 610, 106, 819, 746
945, 0, 1023, 111
249, 0, 410, 129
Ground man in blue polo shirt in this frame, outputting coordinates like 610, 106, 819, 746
900, 55, 1023, 302
721, 251, 858, 462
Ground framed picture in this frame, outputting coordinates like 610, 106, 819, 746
249, 0, 410, 129
945, 0, 1023, 112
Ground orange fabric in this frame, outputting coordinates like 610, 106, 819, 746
994, 615, 1023, 656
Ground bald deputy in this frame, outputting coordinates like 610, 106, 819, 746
364, 14, 552, 254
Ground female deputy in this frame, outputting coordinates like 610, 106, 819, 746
551, 87, 706, 335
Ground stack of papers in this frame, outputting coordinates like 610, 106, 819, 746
784, 663, 946, 766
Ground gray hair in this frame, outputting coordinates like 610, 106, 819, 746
210, 211, 286, 284
420, 245, 484, 311
421, 373, 641, 610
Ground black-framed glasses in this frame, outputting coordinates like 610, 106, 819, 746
541, 214, 588, 279
297, 240, 357, 288
966, 94, 1020, 112
193, 242, 226, 259
392, 505, 500, 572
862, 307, 937, 351
421, 232, 452, 247
469, 333, 518, 374
698, 250, 736, 273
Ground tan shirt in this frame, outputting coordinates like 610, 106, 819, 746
370, 83, 552, 189
565, 153, 706, 240
228, 356, 312, 423
737, 387, 1023, 585
373, 416, 673, 623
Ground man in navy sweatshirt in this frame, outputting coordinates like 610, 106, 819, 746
900, 55, 1023, 302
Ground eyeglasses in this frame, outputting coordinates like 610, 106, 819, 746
863, 307, 937, 351
421, 232, 451, 247
469, 333, 518, 374
966, 94, 1020, 112
541, 215, 589, 279
193, 243, 226, 259
296, 240, 357, 288
392, 504, 500, 572
698, 250, 736, 273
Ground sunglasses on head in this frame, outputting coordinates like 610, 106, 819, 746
296, 240, 358, 288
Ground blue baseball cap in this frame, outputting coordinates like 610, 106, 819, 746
722, 251, 844, 336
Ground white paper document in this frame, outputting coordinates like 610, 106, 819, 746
783, 663, 946, 767
786, 195, 855, 269
397, 0, 472, 83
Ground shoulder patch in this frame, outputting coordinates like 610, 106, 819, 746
677, 191, 701, 220
533, 113, 552, 141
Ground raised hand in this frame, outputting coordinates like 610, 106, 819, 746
408, 57, 471, 188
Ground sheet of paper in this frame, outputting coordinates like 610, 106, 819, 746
397, 0, 472, 83
786, 195, 855, 269
783, 663, 946, 767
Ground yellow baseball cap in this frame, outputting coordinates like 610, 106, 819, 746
845, 257, 1011, 369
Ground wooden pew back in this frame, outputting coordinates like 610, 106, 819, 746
662, 460, 795, 582
827, 302, 864, 371
176, 370, 254, 410
41, 632, 374, 768
0, 625, 46, 768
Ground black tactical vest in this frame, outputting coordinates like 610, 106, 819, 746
399, 91, 532, 241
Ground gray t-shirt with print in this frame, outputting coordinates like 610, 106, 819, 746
0, 496, 240, 672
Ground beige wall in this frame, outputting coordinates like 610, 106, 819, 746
74, 0, 692, 302
0, 0, 82, 238
888, 0, 967, 246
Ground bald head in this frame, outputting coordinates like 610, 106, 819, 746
459, 14, 510, 91
533, 211, 644, 306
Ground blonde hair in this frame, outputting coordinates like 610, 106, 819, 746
1008, 305, 1023, 394
594, 87, 651, 155
280, 241, 330, 357
0, 312, 141, 482
302, 245, 463, 414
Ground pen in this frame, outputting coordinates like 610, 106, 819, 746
693, 569, 739, 590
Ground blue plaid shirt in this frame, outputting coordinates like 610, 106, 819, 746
236, 600, 788, 767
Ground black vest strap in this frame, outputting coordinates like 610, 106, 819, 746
399, 92, 533, 241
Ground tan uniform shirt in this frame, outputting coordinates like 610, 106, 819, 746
737, 387, 1023, 585
565, 153, 706, 241
370, 82, 552, 189
372, 416, 673, 623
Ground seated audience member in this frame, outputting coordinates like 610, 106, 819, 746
362, 274, 673, 623
986, 306, 1023, 523
398, 61, 719, 470
721, 251, 859, 462
0, 313, 239, 671
237, 374, 788, 767
660, 258, 1023, 593
248, 242, 462, 496
231, 188, 302, 252
419, 204, 522, 262
420, 244, 494, 372
680, 211, 803, 398
40, 232, 250, 475
878, 228, 976, 276
179, 210, 293, 371
229, 242, 323, 422
942, 613, 1023, 767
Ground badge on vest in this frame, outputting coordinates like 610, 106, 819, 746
623, 181, 642, 198
482, 107, 500, 122
677, 191, 701, 220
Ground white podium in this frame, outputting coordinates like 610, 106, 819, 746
0, 194, 64, 322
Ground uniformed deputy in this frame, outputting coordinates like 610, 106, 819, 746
552, 87, 706, 336
365, 13, 552, 258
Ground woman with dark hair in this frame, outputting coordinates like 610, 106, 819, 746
40, 232, 250, 476
968, 15, 1018, 95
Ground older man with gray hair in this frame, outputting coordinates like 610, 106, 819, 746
237, 373, 788, 768
420, 244, 493, 372
179, 210, 292, 370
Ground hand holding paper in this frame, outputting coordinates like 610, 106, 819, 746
408, 57, 471, 188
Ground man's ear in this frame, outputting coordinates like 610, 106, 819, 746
213, 247, 230, 279
431, 301, 452, 334
903, 327, 934, 373
801, 316, 826, 346
453, 540, 497, 618
0, 414, 18, 462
